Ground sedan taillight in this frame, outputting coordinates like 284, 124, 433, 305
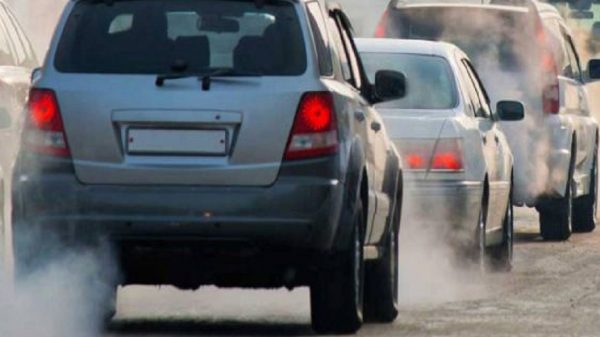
400, 138, 464, 172
284, 92, 338, 161
24, 89, 70, 157
431, 139, 463, 171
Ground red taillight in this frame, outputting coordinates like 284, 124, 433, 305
431, 139, 463, 171
535, 15, 560, 115
400, 140, 433, 171
406, 154, 426, 170
541, 48, 559, 115
284, 92, 338, 161
432, 153, 462, 171
25, 89, 70, 157
399, 139, 463, 172
543, 83, 560, 115
375, 10, 389, 38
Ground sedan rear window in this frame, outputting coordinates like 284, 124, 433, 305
55, 0, 307, 75
361, 53, 458, 110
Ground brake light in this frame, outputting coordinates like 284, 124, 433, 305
534, 15, 560, 115
399, 140, 434, 171
284, 92, 338, 160
24, 89, 70, 157
543, 83, 560, 115
431, 139, 463, 171
375, 10, 389, 38
399, 139, 463, 172
405, 154, 426, 170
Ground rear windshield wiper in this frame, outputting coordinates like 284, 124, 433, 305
155, 68, 262, 90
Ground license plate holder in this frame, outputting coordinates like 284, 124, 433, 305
127, 128, 227, 155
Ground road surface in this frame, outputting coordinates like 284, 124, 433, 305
105, 208, 600, 337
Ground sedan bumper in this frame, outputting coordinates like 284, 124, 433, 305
403, 180, 483, 246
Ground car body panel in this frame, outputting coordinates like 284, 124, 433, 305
356, 38, 512, 247
12, 0, 402, 289
378, 1, 598, 208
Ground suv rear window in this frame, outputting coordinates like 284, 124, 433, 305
55, 0, 306, 75
389, 8, 536, 71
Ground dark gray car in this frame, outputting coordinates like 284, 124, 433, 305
12, 0, 404, 333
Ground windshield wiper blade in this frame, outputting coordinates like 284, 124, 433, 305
155, 72, 200, 87
200, 68, 262, 91
155, 68, 262, 89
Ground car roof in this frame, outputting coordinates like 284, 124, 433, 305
389, 2, 529, 14
355, 38, 462, 60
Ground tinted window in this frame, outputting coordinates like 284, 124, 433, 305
55, 0, 306, 75
327, 17, 352, 81
565, 36, 582, 81
390, 8, 537, 72
336, 16, 362, 89
463, 60, 492, 118
361, 52, 457, 110
306, 2, 333, 76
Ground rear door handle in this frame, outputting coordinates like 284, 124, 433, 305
371, 121, 382, 132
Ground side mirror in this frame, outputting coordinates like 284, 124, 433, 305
588, 59, 600, 80
497, 100, 524, 121
0, 107, 12, 129
374, 70, 406, 102
569, 0, 593, 11
592, 22, 600, 40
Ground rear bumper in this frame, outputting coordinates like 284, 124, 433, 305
403, 180, 483, 245
12, 161, 345, 252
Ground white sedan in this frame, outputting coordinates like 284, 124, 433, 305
356, 38, 524, 270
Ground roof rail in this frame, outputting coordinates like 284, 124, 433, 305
390, 0, 537, 7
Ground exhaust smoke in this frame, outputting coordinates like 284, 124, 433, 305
0, 243, 118, 337
6, 0, 68, 60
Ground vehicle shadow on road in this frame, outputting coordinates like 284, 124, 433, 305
514, 231, 543, 244
107, 319, 313, 336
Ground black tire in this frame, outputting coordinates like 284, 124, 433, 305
489, 185, 514, 272
538, 160, 574, 241
364, 199, 400, 323
311, 202, 365, 335
573, 146, 597, 233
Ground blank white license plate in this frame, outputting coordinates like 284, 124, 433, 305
127, 129, 227, 155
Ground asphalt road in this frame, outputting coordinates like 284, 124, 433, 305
104, 207, 600, 337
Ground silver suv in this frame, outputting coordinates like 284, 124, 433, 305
376, 0, 600, 241
12, 0, 405, 333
